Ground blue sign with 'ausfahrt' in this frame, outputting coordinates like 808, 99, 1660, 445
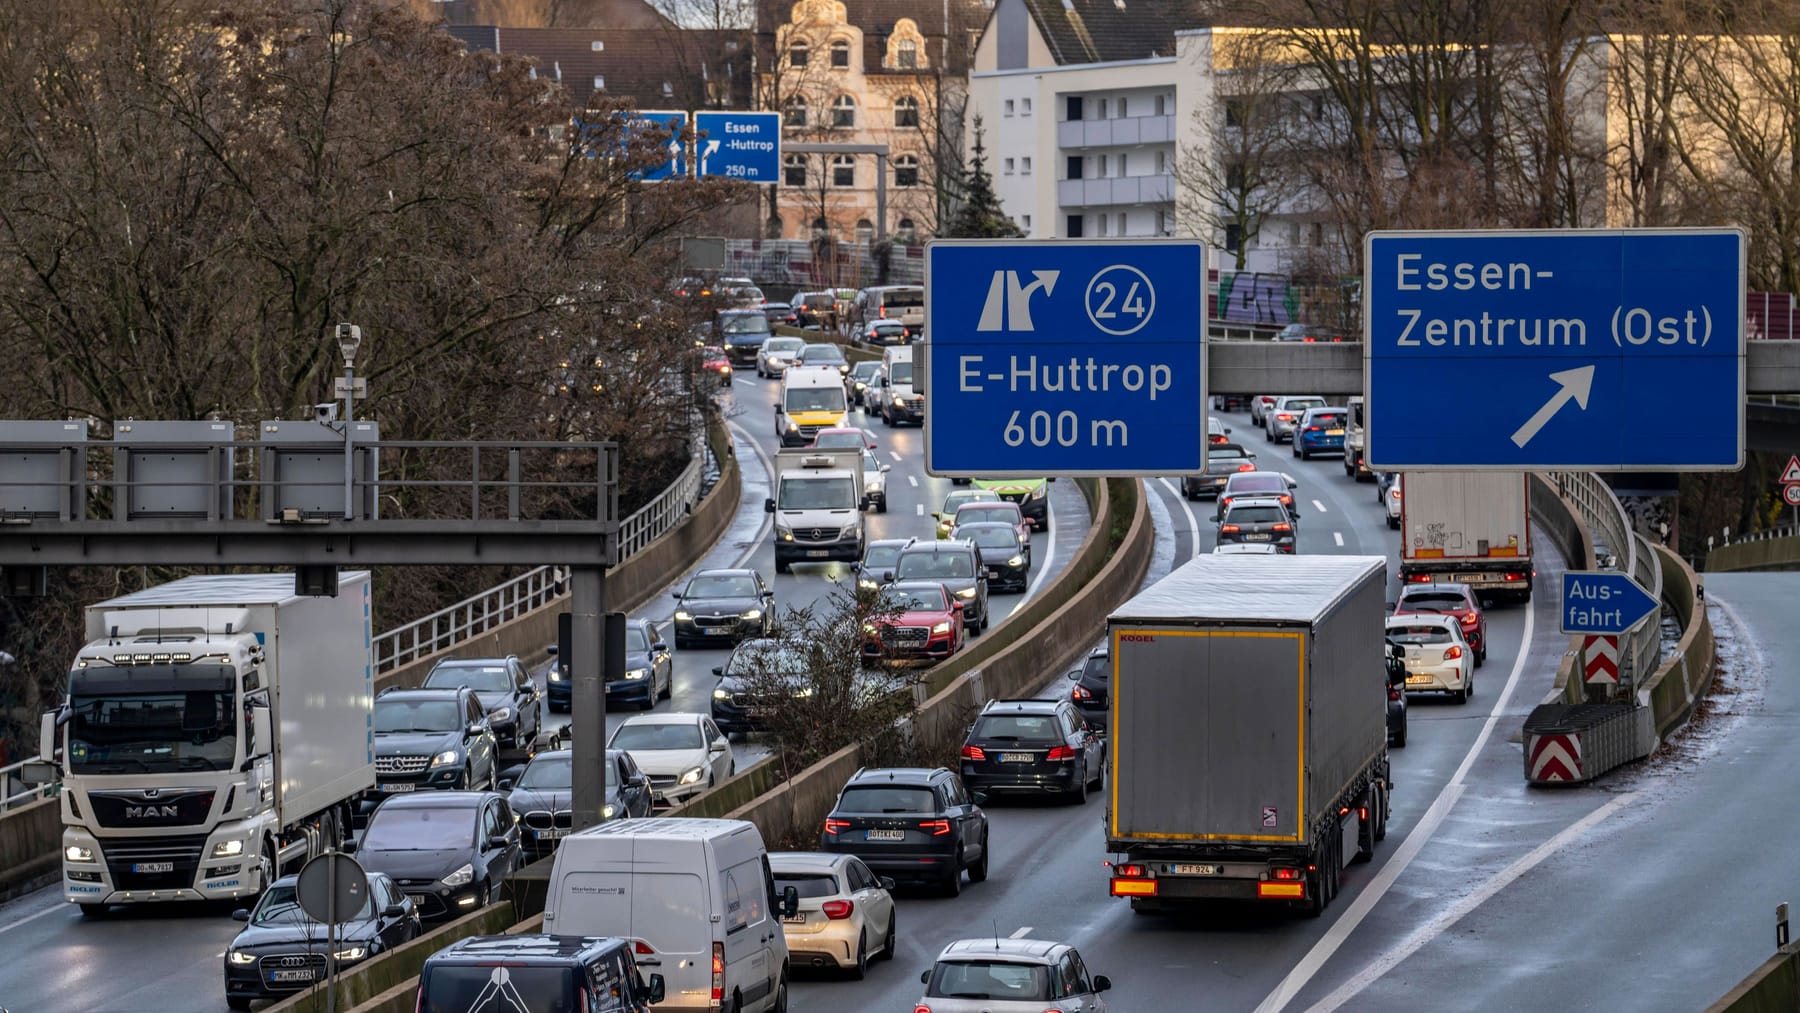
1364, 228, 1745, 472
1560, 570, 1660, 636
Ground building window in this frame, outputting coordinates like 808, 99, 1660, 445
832, 95, 856, 128
832, 154, 855, 187
856, 219, 874, 242
1021, 156, 1032, 175
1098, 98, 1108, 119
1155, 150, 1166, 174
830, 39, 850, 68
898, 39, 918, 68
785, 96, 807, 127
813, 216, 831, 238
1004, 98, 1015, 116
783, 154, 807, 187
1312, 94, 1325, 118
1225, 98, 1245, 128
1021, 214, 1032, 230
1098, 154, 1108, 177
789, 39, 810, 67
1311, 221, 1325, 246
895, 96, 920, 128
1117, 212, 1127, 234
895, 154, 919, 186
1022, 98, 1032, 115
1155, 209, 1169, 235
1003, 157, 1015, 174
1114, 96, 1126, 117
1154, 93, 1167, 115
1065, 95, 1083, 121
897, 217, 917, 240
1226, 223, 1243, 252
1066, 155, 1083, 180
1097, 214, 1108, 237
1067, 214, 1084, 238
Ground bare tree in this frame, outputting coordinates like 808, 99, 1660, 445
1605, 14, 1699, 227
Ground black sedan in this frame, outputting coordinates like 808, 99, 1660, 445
1180, 443, 1257, 500
710, 637, 811, 736
224, 872, 419, 1009
1217, 496, 1297, 553
607, 617, 673, 709
671, 568, 775, 648
1064, 645, 1110, 734
952, 521, 1031, 592
959, 698, 1104, 804
502, 749, 652, 860
352, 791, 522, 922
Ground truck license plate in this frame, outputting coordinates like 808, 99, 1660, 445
866, 828, 904, 841
132, 861, 174, 874
1001, 752, 1033, 763
1172, 864, 1219, 875
806, 550, 830, 558
378, 782, 415, 793
269, 969, 317, 983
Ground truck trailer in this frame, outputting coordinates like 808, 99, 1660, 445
39, 572, 375, 914
1398, 471, 1534, 603
1105, 555, 1392, 917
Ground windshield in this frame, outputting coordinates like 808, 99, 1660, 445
1231, 476, 1287, 494
773, 873, 839, 900
1307, 411, 1346, 426
725, 644, 809, 678
1282, 398, 1327, 411
1079, 653, 1108, 684
364, 806, 474, 852
1388, 624, 1453, 645
778, 476, 855, 510
685, 575, 757, 598
610, 723, 704, 751
425, 665, 511, 693
887, 362, 914, 385
813, 432, 863, 449
861, 545, 904, 571
784, 387, 846, 412
765, 338, 804, 354
517, 754, 571, 791
801, 345, 844, 363
421, 964, 575, 1013
928, 961, 1053, 1001
625, 624, 651, 651
880, 586, 948, 611
721, 315, 769, 336
973, 714, 1061, 742
956, 506, 1018, 527
837, 785, 935, 814
375, 699, 463, 734
67, 666, 238, 774
873, 323, 905, 336
1400, 592, 1469, 610
252, 882, 372, 926
879, 289, 923, 309
1225, 505, 1288, 524
896, 552, 973, 580
852, 362, 881, 379
966, 528, 1020, 551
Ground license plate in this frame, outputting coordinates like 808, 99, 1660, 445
1245, 533, 1271, 541
539, 828, 568, 839
269, 969, 317, 983
781, 915, 807, 925
806, 550, 830, 558
866, 828, 904, 841
1406, 674, 1434, 685
704, 627, 731, 636
1458, 573, 1496, 583
132, 861, 174, 874
378, 782, 415, 793
652, 791, 666, 802
988, 569, 1001, 578
1001, 752, 1034, 763
1326, 428, 1344, 435
1172, 864, 1219, 875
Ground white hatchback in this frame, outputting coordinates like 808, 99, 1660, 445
1385, 614, 1476, 703
769, 852, 897, 978
607, 712, 735, 807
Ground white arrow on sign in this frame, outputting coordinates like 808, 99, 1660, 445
699, 138, 720, 173
1510, 364, 1595, 448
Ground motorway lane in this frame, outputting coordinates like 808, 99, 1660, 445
790, 410, 1566, 1012
0, 374, 1092, 1013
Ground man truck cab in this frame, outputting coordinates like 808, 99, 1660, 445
765, 448, 867, 573
776, 369, 849, 447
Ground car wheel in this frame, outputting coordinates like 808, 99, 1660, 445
1387, 515, 1400, 530
876, 497, 887, 514
227, 998, 254, 1011
1292, 442, 1300, 458
773, 976, 789, 1013
660, 672, 673, 701
1478, 643, 1488, 666
775, 558, 791, 574
882, 910, 897, 960
1393, 719, 1407, 748
1087, 758, 1105, 791
78, 903, 110, 919
968, 834, 989, 882
1264, 425, 1273, 442
944, 850, 964, 896
1457, 675, 1472, 704
851, 931, 868, 979
1069, 766, 1088, 805
454, 766, 470, 790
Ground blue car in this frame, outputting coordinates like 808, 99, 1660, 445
546, 618, 672, 712
1293, 407, 1349, 460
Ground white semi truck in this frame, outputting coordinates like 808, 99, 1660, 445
1398, 471, 1535, 603
36, 572, 375, 914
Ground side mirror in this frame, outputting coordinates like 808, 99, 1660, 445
251, 705, 273, 758
382, 903, 406, 918
1287, 477, 1299, 489
764, 498, 776, 513
653, 642, 667, 653
671, 591, 683, 601
341, 839, 358, 855
712, 666, 725, 676
782, 885, 800, 918
648, 973, 667, 1004
498, 778, 515, 791
1224, 427, 1232, 434
231, 908, 251, 922
20, 760, 57, 785
921, 970, 931, 984
1065, 669, 1080, 681
879, 876, 896, 890
1094, 975, 1113, 993
711, 740, 728, 753
971, 791, 989, 806
1384, 601, 1397, 613
882, 571, 895, 583
880, 464, 891, 473
951, 600, 964, 611
467, 721, 486, 735
487, 834, 510, 850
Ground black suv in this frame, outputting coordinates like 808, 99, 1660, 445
418, 935, 666, 1012
709, 637, 809, 736
366, 688, 497, 811
718, 309, 773, 366
1217, 496, 1298, 553
422, 656, 541, 752
1064, 646, 1110, 733
820, 767, 988, 896
960, 699, 1105, 804
354, 791, 522, 922
888, 541, 990, 633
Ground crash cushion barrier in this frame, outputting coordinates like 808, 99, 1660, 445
376, 414, 740, 694
345, 914, 549, 1013
1708, 941, 1800, 1013
1705, 532, 1800, 573
0, 798, 59, 903
264, 901, 519, 1013
1527, 474, 1600, 708
1521, 703, 1647, 785
1641, 545, 1716, 741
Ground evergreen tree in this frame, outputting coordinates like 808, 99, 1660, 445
945, 117, 1022, 238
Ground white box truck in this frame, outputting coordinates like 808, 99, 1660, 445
765, 447, 867, 573
1105, 555, 1393, 917
39, 572, 375, 914
1399, 471, 1534, 603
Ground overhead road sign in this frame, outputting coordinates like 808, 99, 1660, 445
1364, 228, 1745, 471
624, 110, 687, 181
922, 239, 1207, 478
694, 111, 781, 183
1560, 570, 1660, 636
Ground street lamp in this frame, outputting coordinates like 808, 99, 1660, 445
336, 323, 362, 519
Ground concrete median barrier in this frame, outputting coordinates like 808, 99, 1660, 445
1640, 545, 1715, 740
0, 798, 60, 903
1705, 533, 1800, 573
264, 901, 519, 1013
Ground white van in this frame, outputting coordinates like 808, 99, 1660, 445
872, 345, 922, 427
855, 285, 925, 334
544, 818, 797, 1012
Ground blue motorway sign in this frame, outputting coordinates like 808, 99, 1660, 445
1364, 229, 1745, 471
694, 112, 781, 183
1560, 570, 1659, 636
923, 239, 1207, 478
625, 110, 687, 180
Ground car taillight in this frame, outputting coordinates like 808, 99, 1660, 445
1306, 426, 1322, 432
1388, 687, 1402, 701
916, 1006, 933, 1013
961, 745, 987, 761
1280, 495, 1293, 505
1504, 571, 1526, 581
920, 819, 952, 836
1273, 523, 1292, 532
1406, 573, 1431, 583
1303, 336, 1316, 342
634, 940, 655, 955
1045, 745, 1077, 761
1271, 867, 1301, 881
1072, 684, 1093, 701
822, 899, 855, 919
1238, 463, 1255, 471
1220, 524, 1240, 533
1390, 488, 1402, 500
824, 818, 850, 835
1444, 645, 1464, 660
1459, 613, 1479, 626
711, 942, 724, 1002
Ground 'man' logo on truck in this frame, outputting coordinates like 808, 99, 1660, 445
1120, 634, 1156, 643
125, 804, 178, 819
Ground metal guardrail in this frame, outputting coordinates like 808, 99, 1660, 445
1724, 522, 1800, 545
1547, 471, 1664, 690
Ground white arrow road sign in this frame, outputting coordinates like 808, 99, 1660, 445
1511, 364, 1596, 448
699, 139, 720, 173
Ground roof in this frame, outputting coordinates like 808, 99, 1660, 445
377, 790, 490, 810
1015, 0, 1198, 65
1386, 613, 1460, 630
937, 936, 1068, 962
378, 686, 466, 698
847, 766, 944, 783
436, 934, 627, 962
571, 816, 755, 839
1110, 555, 1386, 624
767, 851, 849, 872
446, 24, 753, 110
616, 711, 708, 726
756, 0, 992, 77
96, 572, 370, 609
981, 698, 1059, 713
694, 567, 759, 577
428, 0, 674, 29
432, 656, 516, 666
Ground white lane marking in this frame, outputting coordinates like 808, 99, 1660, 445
1018, 492, 1060, 604
1009, 926, 1033, 939
908, 475, 919, 488
1255, 598, 1537, 1013
1304, 792, 1638, 1012
0, 901, 68, 935
889, 450, 903, 462
1156, 477, 1204, 559
729, 422, 777, 570
1333, 531, 1344, 547
1312, 499, 1328, 514
915, 503, 924, 516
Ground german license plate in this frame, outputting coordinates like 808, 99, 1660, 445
132, 861, 174, 874
704, 627, 731, 635
269, 969, 317, 983
866, 828, 904, 841
652, 790, 666, 802
1246, 533, 1271, 541
781, 914, 807, 925
539, 828, 568, 840
1459, 573, 1496, 583
1406, 674, 1434, 685
1327, 428, 1344, 435
378, 782, 414, 793
988, 569, 1001, 578
1001, 752, 1033, 763
1172, 864, 1219, 875
806, 550, 830, 558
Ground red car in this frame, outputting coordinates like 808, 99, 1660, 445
700, 345, 732, 387
1392, 582, 1488, 666
861, 581, 967, 664
808, 426, 878, 451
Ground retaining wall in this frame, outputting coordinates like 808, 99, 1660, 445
1705, 535, 1800, 573
0, 799, 59, 903
1708, 942, 1800, 1013
1640, 545, 1717, 739
1528, 474, 1597, 706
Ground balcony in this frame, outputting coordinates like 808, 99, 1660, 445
1056, 114, 1175, 149
1056, 173, 1174, 208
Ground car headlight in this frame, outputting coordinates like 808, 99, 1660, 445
65, 845, 96, 863
489, 706, 513, 724
210, 840, 244, 859
332, 945, 367, 961
228, 950, 256, 965
855, 381, 867, 391
601, 804, 618, 820
862, 622, 877, 634
840, 525, 859, 539
956, 587, 977, 599
742, 608, 762, 620
548, 668, 565, 682
713, 687, 730, 700
1007, 555, 1024, 567
776, 527, 795, 542
1030, 484, 1046, 500
793, 686, 814, 699
625, 668, 648, 681
678, 766, 705, 785
785, 418, 798, 431
442, 863, 475, 888
429, 749, 461, 768
674, 610, 692, 621
932, 621, 951, 634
